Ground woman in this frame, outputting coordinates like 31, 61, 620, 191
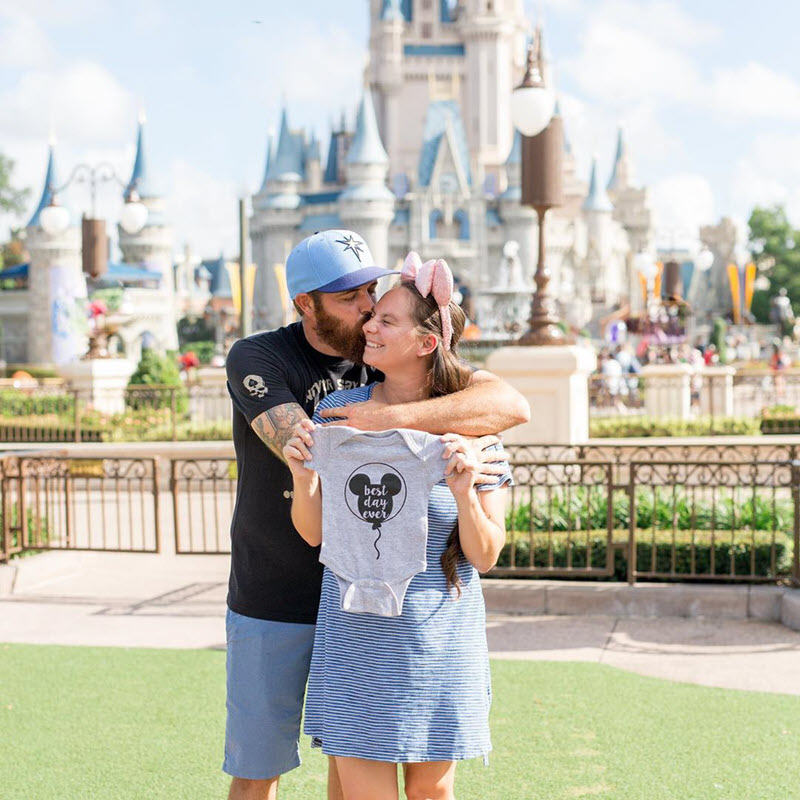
283, 254, 513, 800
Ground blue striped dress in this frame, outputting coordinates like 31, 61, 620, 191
303, 384, 511, 763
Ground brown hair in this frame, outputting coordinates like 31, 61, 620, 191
396, 280, 472, 596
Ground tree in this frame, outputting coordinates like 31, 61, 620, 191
748, 205, 800, 320
0, 153, 30, 271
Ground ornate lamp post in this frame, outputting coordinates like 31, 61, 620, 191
39, 162, 148, 274
510, 27, 565, 346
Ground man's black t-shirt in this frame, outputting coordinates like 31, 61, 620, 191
225, 322, 377, 624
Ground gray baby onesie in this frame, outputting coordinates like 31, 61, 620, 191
305, 425, 447, 617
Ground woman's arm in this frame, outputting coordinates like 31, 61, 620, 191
453, 487, 507, 574
444, 441, 508, 573
282, 421, 323, 547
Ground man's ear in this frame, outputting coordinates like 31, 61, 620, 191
294, 292, 315, 318
417, 333, 439, 357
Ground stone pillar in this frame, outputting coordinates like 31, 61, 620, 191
59, 358, 136, 415
640, 364, 693, 420
486, 345, 597, 444
699, 366, 735, 418
26, 225, 86, 366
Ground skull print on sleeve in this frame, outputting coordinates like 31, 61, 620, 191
225, 337, 303, 423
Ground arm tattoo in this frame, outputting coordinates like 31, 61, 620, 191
251, 402, 309, 463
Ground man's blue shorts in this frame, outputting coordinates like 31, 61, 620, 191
222, 608, 316, 780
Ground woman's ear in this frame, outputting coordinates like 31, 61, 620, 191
417, 333, 439, 357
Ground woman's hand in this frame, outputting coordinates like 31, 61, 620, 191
441, 433, 505, 495
441, 433, 501, 497
282, 419, 317, 480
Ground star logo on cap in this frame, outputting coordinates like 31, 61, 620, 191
335, 234, 365, 263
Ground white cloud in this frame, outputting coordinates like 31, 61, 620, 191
0, 13, 52, 67
167, 159, 239, 259
729, 133, 800, 226
710, 61, 800, 121
0, 0, 102, 24
234, 21, 364, 133
649, 173, 716, 247
562, 20, 703, 108
0, 60, 136, 145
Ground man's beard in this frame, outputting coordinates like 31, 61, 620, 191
313, 302, 370, 364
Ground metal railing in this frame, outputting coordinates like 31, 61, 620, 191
1, 446, 798, 586
0, 452, 160, 559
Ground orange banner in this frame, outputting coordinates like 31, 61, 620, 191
744, 262, 756, 313
727, 263, 741, 324
653, 262, 664, 299
638, 271, 648, 306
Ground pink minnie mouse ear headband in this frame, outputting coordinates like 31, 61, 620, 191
400, 252, 455, 351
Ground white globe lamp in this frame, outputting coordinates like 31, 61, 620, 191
119, 194, 148, 234
510, 28, 555, 138
39, 201, 70, 235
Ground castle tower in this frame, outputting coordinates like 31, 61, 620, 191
250, 106, 304, 331
582, 157, 614, 304
117, 115, 178, 350
459, 0, 527, 181
372, 0, 404, 175
498, 129, 536, 279
305, 132, 323, 192
25, 141, 87, 365
606, 126, 651, 255
339, 87, 395, 270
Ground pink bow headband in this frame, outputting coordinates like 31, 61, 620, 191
400, 252, 454, 350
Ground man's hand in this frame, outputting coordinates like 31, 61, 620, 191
316, 398, 394, 430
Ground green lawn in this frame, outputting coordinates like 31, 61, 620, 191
2, 643, 799, 799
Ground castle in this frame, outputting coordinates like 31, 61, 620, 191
250, 0, 653, 333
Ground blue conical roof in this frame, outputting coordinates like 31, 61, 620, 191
381, 0, 403, 21
554, 99, 572, 155
346, 89, 388, 166
505, 129, 521, 166
306, 131, 321, 162
125, 119, 155, 200
257, 130, 275, 194
267, 107, 304, 182
607, 126, 625, 191
583, 158, 613, 212
27, 143, 58, 228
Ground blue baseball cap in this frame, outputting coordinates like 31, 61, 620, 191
286, 229, 399, 298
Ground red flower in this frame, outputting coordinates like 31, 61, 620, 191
88, 300, 108, 318
179, 351, 200, 369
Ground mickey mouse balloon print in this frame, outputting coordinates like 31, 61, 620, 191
345, 462, 407, 558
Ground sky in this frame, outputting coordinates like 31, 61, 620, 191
1, 0, 799, 259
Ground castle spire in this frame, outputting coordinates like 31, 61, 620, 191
607, 126, 629, 192
125, 114, 154, 200
346, 88, 389, 166
267, 106, 303, 183
583, 157, 613, 213
27, 141, 59, 228
257, 128, 275, 195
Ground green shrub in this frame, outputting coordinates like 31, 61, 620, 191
495, 530, 792, 580
177, 316, 215, 346
88, 288, 123, 312
127, 350, 187, 414
711, 317, 728, 363
180, 340, 216, 364
506, 489, 792, 533
0, 390, 74, 418
590, 416, 760, 438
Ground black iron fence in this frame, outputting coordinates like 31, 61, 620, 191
4, 446, 796, 586
0, 452, 160, 558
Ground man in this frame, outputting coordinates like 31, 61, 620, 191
223, 229, 530, 800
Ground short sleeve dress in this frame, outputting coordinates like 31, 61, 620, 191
303, 384, 513, 763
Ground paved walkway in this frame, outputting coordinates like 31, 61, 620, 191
2, 551, 800, 695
